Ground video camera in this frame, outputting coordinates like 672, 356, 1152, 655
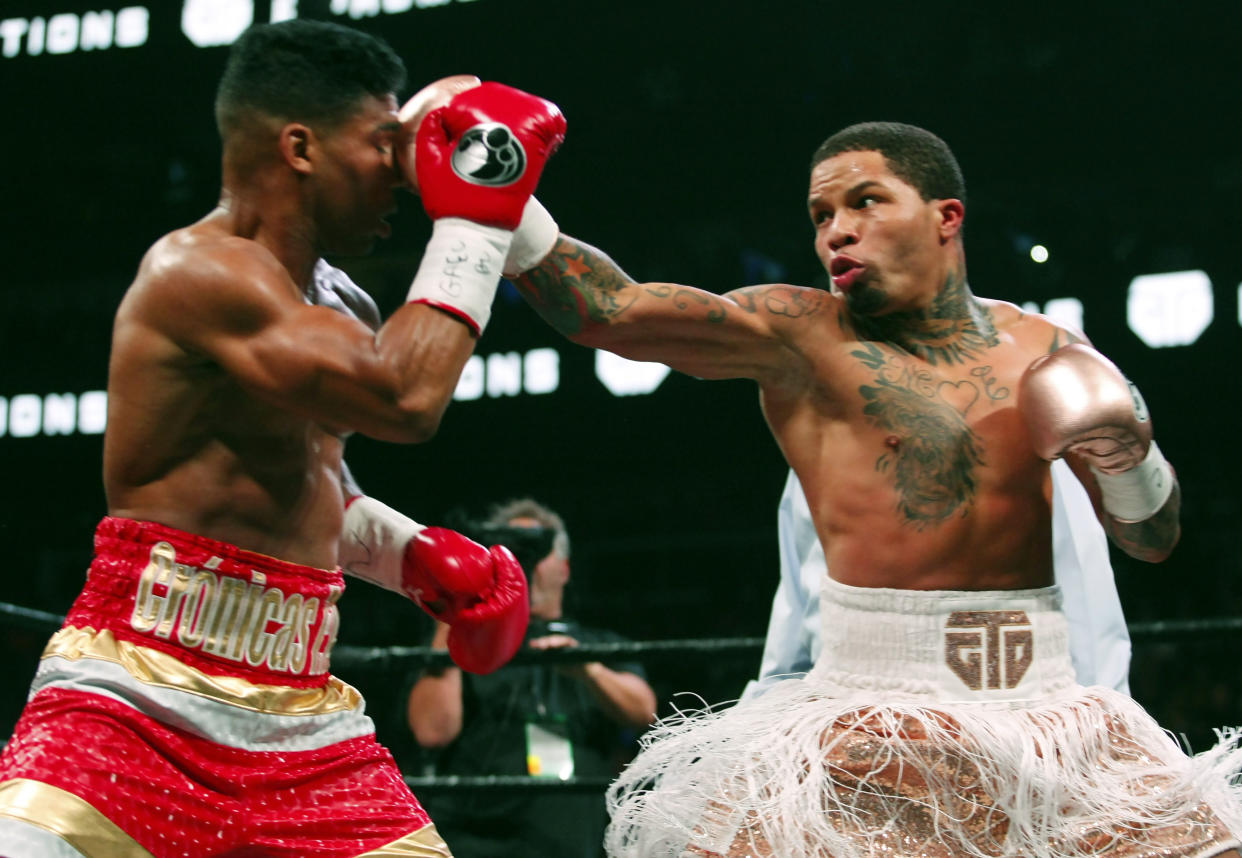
458, 520, 556, 582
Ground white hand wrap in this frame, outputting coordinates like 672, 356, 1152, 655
503, 197, 559, 277
1091, 441, 1175, 523
339, 496, 426, 593
407, 218, 513, 335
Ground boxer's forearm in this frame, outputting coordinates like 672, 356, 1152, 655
513, 236, 640, 337
1107, 479, 1181, 563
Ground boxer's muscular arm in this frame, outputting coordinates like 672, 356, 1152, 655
140, 238, 474, 443
1027, 326, 1181, 562
1063, 454, 1181, 562
1052, 326, 1183, 561
513, 236, 828, 390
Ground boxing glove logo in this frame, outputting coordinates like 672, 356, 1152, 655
1126, 379, 1150, 423
451, 122, 527, 187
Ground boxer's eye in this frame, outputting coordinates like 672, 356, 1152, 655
373, 131, 396, 154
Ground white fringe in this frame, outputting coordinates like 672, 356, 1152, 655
605, 682, 1242, 858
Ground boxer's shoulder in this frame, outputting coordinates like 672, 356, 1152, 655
986, 298, 1091, 356
130, 226, 295, 312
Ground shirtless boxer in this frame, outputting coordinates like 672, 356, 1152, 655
0, 19, 564, 858
507, 122, 1242, 857
748, 460, 1131, 698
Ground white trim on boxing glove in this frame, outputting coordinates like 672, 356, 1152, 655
1091, 441, 1175, 523
503, 197, 559, 278
339, 495, 426, 593
407, 218, 513, 335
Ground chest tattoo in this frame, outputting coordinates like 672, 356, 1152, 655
851, 343, 1010, 529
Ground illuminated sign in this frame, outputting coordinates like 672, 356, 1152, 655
180, 0, 251, 46
329, 0, 473, 16
1127, 270, 1214, 348
0, 392, 107, 438
2, 0, 482, 59
453, 348, 560, 401
0, 347, 674, 440
595, 351, 670, 396
1020, 297, 1085, 334
0, 7, 148, 57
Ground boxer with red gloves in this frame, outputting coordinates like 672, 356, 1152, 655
0, 19, 568, 858
340, 494, 529, 674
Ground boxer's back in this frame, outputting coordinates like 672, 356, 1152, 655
103, 220, 345, 568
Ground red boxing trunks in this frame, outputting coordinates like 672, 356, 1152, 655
0, 517, 452, 857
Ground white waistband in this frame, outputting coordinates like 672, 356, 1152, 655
813, 578, 1077, 702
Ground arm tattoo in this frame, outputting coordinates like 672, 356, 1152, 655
730, 285, 827, 320
515, 236, 772, 333
643, 284, 728, 323
1108, 484, 1181, 561
514, 238, 638, 336
1048, 328, 1085, 353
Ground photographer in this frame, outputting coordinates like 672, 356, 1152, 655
407, 499, 656, 857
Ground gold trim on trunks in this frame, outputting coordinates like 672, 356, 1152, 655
357, 822, 454, 857
42, 626, 361, 717
0, 778, 156, 858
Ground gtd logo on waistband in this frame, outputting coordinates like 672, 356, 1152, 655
451, 122, 526, 187
944, 610, 1034, 692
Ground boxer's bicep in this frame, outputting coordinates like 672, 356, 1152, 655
219, 303, 471, 441
152, 255, 463, 441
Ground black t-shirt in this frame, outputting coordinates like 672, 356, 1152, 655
415, 619, 648, 858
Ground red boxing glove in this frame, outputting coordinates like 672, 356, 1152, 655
416, 82, 566, 230
403, 527, 529, 674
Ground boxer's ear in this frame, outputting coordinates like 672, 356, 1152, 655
936, 198, 964, 241
280, 123, 313, 175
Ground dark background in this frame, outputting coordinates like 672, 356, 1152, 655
1, 0, 1239, 756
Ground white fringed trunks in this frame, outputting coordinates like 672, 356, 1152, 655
606, 580, 1242, 858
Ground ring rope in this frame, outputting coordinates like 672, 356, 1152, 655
2, 601, 1240, 668
403, 775, 612, 792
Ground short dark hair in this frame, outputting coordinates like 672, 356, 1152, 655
215, 19, 406, 138
810, 122, 966, 207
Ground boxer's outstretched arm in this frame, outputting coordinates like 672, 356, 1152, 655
514, 236, 829, 388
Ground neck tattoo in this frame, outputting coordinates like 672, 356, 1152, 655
848, 273, 999, 366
